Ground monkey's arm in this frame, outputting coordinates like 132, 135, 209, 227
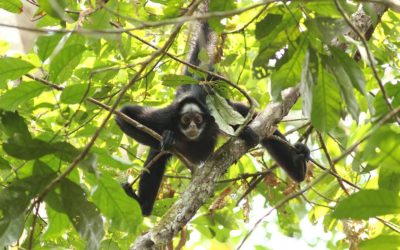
228, 101, 309, 182
116, 105, 173, 150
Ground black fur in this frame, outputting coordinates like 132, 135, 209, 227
115, 21, 309, 216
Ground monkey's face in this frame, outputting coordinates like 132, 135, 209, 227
178, 103, 206, 140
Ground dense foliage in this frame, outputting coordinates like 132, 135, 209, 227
0, 0, 399, 249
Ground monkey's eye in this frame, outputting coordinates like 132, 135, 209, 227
181, 116, 190, 125
194, 114, 203, 124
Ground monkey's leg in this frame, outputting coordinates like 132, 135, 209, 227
228, 101, 309, 182
124, 149, 172, 216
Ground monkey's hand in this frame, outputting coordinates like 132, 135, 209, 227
239, 126, 259, 148
161, 130, 175, 151
122, 182, 140, 201
294, 142, 310, 161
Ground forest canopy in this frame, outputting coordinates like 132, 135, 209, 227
0, 0, 399, 249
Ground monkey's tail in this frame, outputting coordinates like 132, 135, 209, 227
184, 0, 218, 75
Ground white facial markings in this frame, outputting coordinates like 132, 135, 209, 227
180, 103, 203, 115
179, 103, 205, 141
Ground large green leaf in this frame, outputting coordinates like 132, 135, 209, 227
37, 0, 67, 19
161, 74, 198, 87
324, 56, 360, 120
36, 34, 63, 62
0, 111, 31, 140
0, 162, 56, 247
49, 44, 85, 84
329, 47, 366, 95
300, 48, 318, 117
209, 0, 236, 32
311, 66, 341, 132
356, 127, 400, 173
0, 156, 11, 170
3, 138, 55, 160
1, 129, 85, 163
379, 168, 400, 194
0, 0, 22, 13
0, 81, 47, 111
206, 93, 245, 135
305, 17, 348, 43
332, 189, 400, 219
0, 215, 25, 249
60, 83, 91, 104
359, 235, 400, 250
373, 83, 400, 119
270, 39, 307, 100
42, 202, 71, 240
92, 175, 142, 232
255, 14, 283, 40
253, 12, 301, 71
305, 2, 342, 18
0, 58, 34, 87
60, 179, 104, 250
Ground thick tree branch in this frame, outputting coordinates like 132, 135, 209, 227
132, 87, 300, 249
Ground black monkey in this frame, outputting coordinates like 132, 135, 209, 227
116, 21, 309, 216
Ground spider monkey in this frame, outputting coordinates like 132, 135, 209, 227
116, 19, 310, 216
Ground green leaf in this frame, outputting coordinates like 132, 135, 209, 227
0, 81, 47, 111
161, 74, 198, 87
53, 142, 80, 162
300, 48, 318, 117
92, 175, 142, 232
36, 34, 63, 62
0, 215, 25, 249
60, 83, 90, 104
305, 17, 348, 43
373, 83, 400, 119
60, 179, 104, 250
271, 38, 307, 100
0, 0, 22, 13
206, 93, 245, 135
253, 12, 301, 71
3, 138, 55, 160
255, 14, 283, 40
0, 162, 56, 247
152, 197, 178, 217
209, 0, 236, 32
220, 54, 238, 67
0, 156, 11, 170
331, 189, 400, 219
37, 0, 67, 19
0, 57, 34, 86
324, 56, 360, 120
379, 168, 400, 194
0, 111, 31, 140
83, 9, 112, 30
49, 44, 85, 84
305, 2, 342, 18
42, 204, 71, 240
311, 66, 341, 132
330, 47, 366, 95
359, 235, 400, 250
92, 148, 132, 170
